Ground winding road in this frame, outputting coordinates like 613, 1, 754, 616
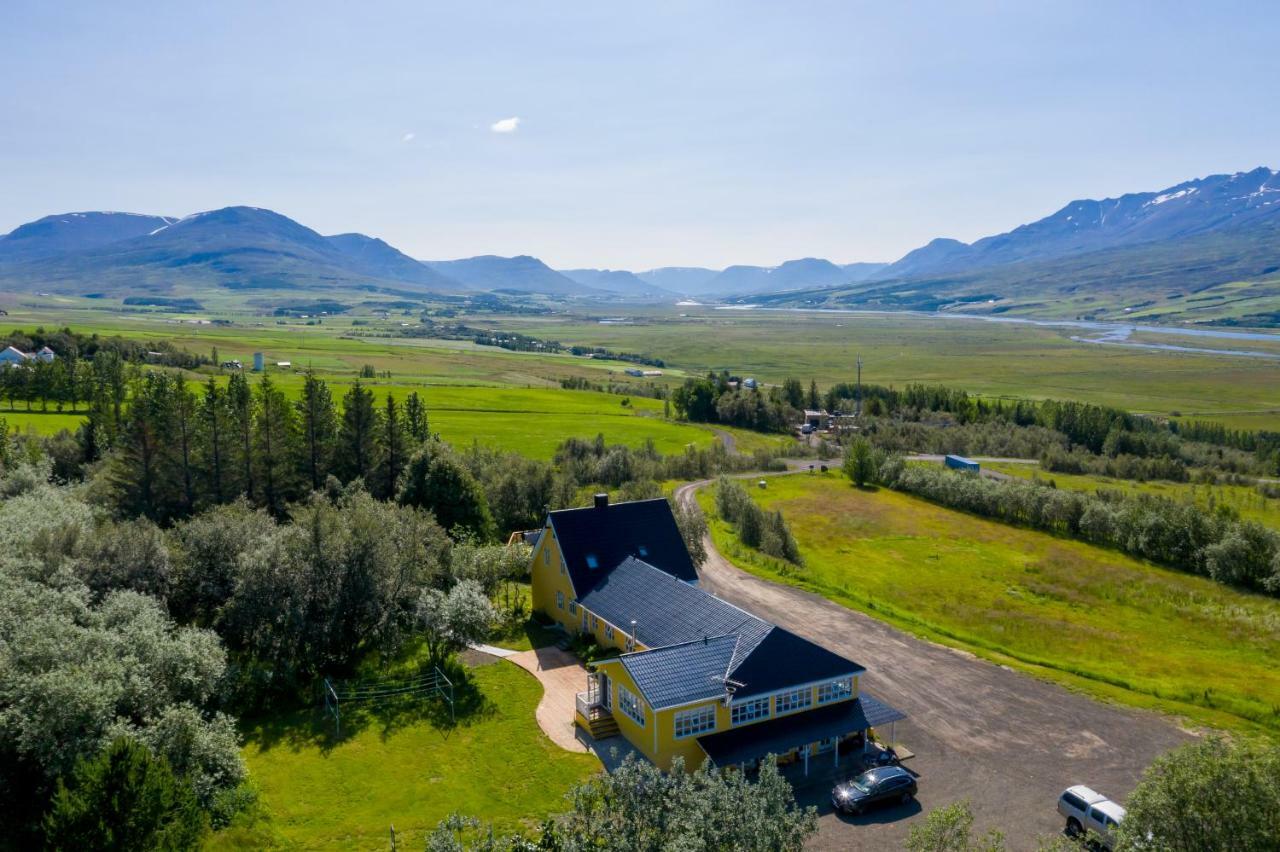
674, 475, 1191, 850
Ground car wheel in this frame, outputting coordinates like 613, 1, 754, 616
1065, 817, 1082, 838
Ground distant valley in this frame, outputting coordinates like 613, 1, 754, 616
2, 167, 1278, 325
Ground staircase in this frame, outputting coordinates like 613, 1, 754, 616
583, 705, 619, 738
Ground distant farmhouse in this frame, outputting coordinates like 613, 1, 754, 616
0, 345, 55, 367
528, 495, 905, 773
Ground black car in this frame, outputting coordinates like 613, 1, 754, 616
831, 766, 917, 814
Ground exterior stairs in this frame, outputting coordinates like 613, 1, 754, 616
583, 705, 619, 738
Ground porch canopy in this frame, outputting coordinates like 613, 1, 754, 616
697, 693, 907, 768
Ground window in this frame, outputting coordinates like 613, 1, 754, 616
731, 696, 771, 726
1062, 793, 1086, 812
618, 686, 645, 726
775, 686, 812, 714
637, 544, 648, 557
556, 591, 565, 610
817, 678, 853, 704
569, 600, 578, 615
590, 614, 598, 631
674, 705, 717, 738
605, 625, 614, 641
625, 636, 635, 652
585, 553, 599, 569
543, 547, 550, 566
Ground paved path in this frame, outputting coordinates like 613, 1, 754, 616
675, 479, 1191, 850
508, 646, 593, 754
468, 642, 519, 658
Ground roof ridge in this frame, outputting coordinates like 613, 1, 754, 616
619, 631, 741, 657
548, 496, 668, 515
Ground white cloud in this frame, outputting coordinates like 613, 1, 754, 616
490, 116, 520, 134
401, 132, 416, 143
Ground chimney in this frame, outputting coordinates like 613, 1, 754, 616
594, 493, 609, 510
630, 619, 638, 642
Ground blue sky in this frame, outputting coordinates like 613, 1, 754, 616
2, 1, 1278, 268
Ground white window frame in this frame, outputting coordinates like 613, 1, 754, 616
817, 677, 853, 705
556, 590, 565, 610
731, 696, 771, 726
775, 686, 812, 715
674, 704, 717, 739
544, 547, 550, 566
569, 600, 578, 615
618, 685, 645, 727
590, 614, 598, 632
605, 624, 614, 641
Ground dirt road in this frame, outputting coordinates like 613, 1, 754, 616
675, 478, 1191, 849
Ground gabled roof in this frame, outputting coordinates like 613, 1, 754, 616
587, 557, 864, 709
548, 497, 696, 595
621, 635, 740, 709
578, 556, 768, 650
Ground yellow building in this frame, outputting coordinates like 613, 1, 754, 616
528, 494, 906, 774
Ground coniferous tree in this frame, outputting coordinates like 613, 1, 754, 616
404, 390, 428, 445
226, 372, 254, 501
173, 380, 197, 516
375, 394, 407, 499
807, 379, 821, 410
295, 370, 337, 491
112, 372, 182, 523
337, 379, 379, 484
195, 378, 233, 505
252, 375, 299, 516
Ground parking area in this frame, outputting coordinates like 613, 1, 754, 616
688, 507, 1193, 849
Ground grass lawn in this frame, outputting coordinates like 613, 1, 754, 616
0, 409, 87, 435
699, 473, 1280, 735
208, 662, 599, 850
984, 462, 1280, 530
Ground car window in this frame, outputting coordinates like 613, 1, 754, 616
1063, 793, 1086, 811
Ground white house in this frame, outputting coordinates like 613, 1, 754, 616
0, 346, 30, 367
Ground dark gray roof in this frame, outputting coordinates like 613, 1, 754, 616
585, 558, 864, 708
697, 692, 907, 766
548, 498, 697, 595
621, 635, 740, 709
578, 556, 768, 650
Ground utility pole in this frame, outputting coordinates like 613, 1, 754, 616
855, 356, 863, 418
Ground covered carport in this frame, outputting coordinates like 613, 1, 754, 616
698, 693, 907, 776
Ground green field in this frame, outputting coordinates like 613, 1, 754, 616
700, 473, 1280, 734
984, 462, 1280, 530
209, 661, 598, 850
6, 297, 1280, 434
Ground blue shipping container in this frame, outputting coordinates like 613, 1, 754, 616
944, 454, 980, 473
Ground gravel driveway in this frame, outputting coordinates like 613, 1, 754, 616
675, 479, 1192, 850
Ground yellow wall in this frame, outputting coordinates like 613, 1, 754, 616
587, 666, 863, 772
530, 523, 579, 633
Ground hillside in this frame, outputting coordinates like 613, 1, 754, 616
0, 206, 462, 296
0, 211, 177, 262
559, 268, 678, 300
424, 255, 581, 294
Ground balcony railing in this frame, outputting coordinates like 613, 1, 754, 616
576, 690, 601, 719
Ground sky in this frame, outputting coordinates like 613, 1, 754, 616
2, 1, 1279, 269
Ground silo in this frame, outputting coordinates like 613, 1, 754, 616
253, 352, 264, 371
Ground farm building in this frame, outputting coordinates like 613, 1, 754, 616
528, 494, 906, 773
802, 409, 831, 430
945, 455, 980, 473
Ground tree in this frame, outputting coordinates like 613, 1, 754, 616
404, 390, 429, 445
226, 372, 254, 501
545, 754, 816, 851
907, 800, 1006, 852
671, 497, 708, 567
416, 579, 495, 666
43, 737, 206, 851
252, 375, 299, 516
1118, 736, 1280, 851
195, 378, 233, 505
843, 437, 877, 488
807, 379, 821, 410
399, 442, 495, 540
295, 370, 337, 492
375, 394, 407, 500
337, 379, 379, 484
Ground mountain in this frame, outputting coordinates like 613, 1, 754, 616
559, 268, 678, 300
842, 262, 889, 282
423, 255, 580, 294
0, 206, 462, 295
0, 211, 177, 262
704, 257, 853, 295
635, 267, 721, 296
324, 233, 454, 288
879, 167, 1280, 280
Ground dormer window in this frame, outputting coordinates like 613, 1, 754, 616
585, 554, 599, 569
637, 545, 648, 557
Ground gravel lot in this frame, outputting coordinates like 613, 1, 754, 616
676, 479, 1192, 850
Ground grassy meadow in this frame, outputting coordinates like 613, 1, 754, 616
699, 473, 1280, 735
209, 661, 598, 850
984, 462, 1280, 530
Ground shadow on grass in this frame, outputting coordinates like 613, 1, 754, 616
240, 658, 497, 757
